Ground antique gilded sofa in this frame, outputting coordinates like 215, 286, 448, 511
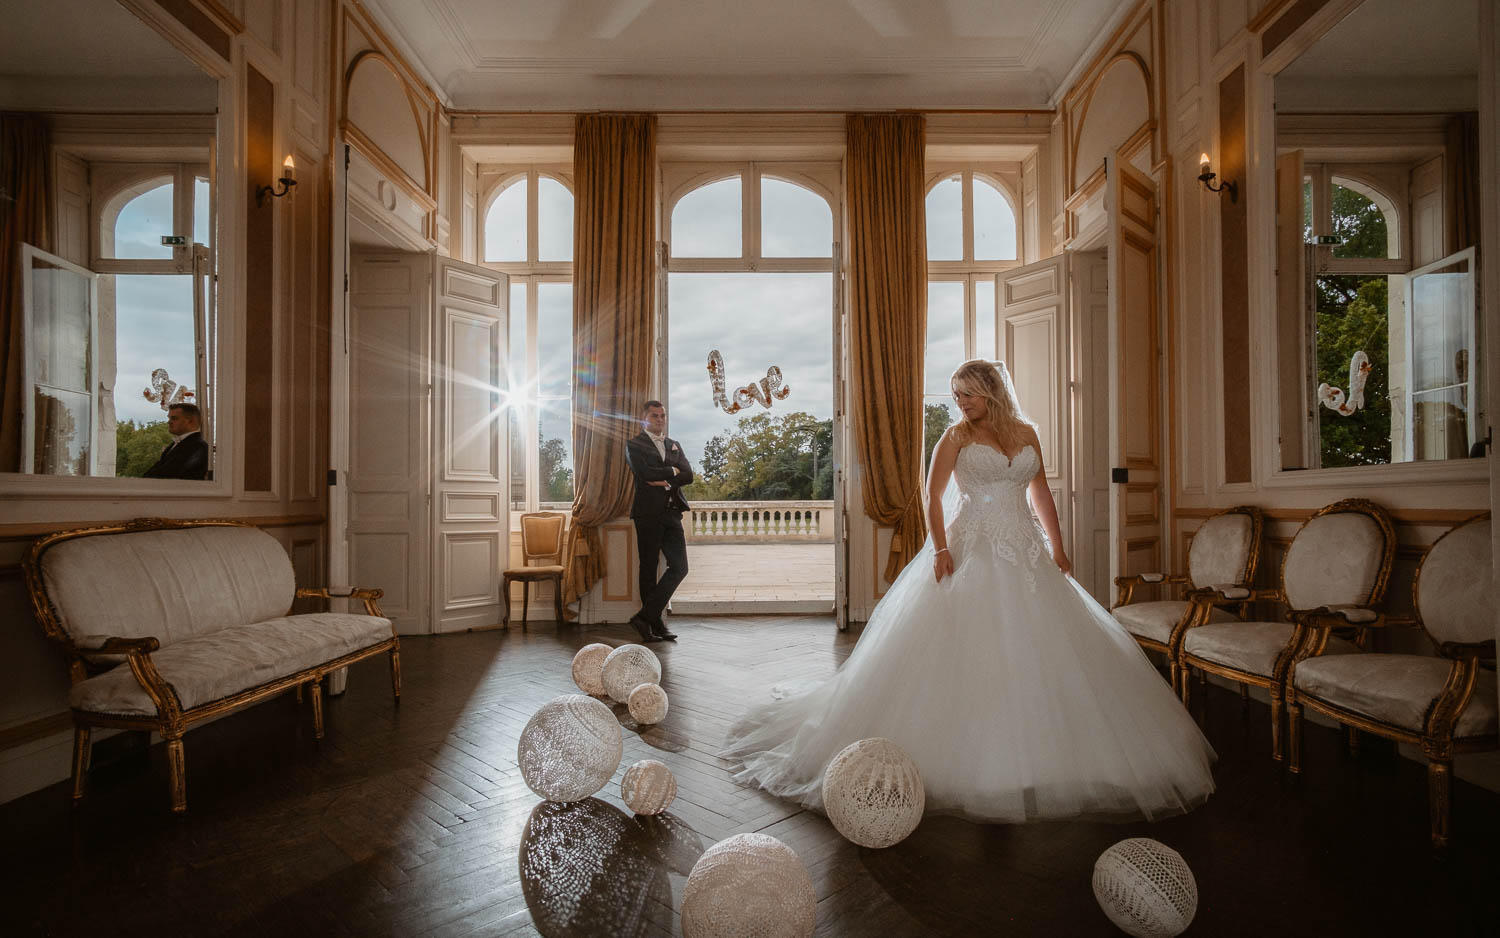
24, 518, 400, 813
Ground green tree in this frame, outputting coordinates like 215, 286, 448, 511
115, 419, 173, 477
924, 402, 954, 467
539, 435, 574, 503
684, 410, 832, 501
1331, 183, 1388, 260
1315, 274, 1390, 467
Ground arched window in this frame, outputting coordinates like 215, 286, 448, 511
1302, 165, 1407, 468
660, 163, 840, 504
104, 178, 174, 259
479, 168, 575, 512
921, 166, 1024, 461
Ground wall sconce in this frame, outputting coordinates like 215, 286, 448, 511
1198, 153, 1237, 203
255, 155, 297, 207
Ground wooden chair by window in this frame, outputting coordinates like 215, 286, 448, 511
503, 512, 567, 631
1177, 498, 1397, 762
1112, 505, 1263, 694
1287, 513, 1495, 848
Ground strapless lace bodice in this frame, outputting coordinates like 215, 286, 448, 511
946, 443, 1050, 592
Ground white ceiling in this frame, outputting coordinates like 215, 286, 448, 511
365, 0, 1127, 110
0, 0, 217, 111
1276, 0, 1478, 111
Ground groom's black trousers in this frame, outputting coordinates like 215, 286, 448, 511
635, 510, 689, 625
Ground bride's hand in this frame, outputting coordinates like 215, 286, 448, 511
934, 548, 955, 582
1053, 548, 1073, 576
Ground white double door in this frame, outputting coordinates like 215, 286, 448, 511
996, 155, 1162, 603
347, 250, 510, 634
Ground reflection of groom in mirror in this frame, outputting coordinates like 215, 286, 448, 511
144, 402, 209, 480
626, 400, 692, 643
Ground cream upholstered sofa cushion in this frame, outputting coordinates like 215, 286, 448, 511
1113, 601, 1236, 644
1188, 513, 1253, 588
1283, 512, 1384, 611
1294, 654, 1499, 737
1417, 519, 1492, 645
68, 613, 391, 716
42, 526, 295, 646
1181, 621, 1359, 677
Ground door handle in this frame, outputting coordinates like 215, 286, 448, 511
1111, 467, 1129, 484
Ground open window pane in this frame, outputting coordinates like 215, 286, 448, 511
27, 253, 95, 475
508, 281, 527, 510
672, 176, 741, 257
761, 176, 832, 257
538, 397, 574, 508
194, 176, 211, 247
114, 182, 174, 259
1409, 253, 1476, 460
925, 280, 965, 395
538, 176, 573, 262
1314, 274, 1391, 467
483, 179, 527, 262
973, 178, 1017, 260
536, 282, 572, 399
926, 175, 962, 261
114, 275, 199, 476
975, 278, 996, 360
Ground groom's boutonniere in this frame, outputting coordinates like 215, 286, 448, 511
670, 443, 678, 452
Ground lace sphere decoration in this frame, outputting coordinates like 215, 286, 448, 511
571, 643, 613, 696
517, 694, 623, 802
602, 644, 662, 702
627, 682, 669, 724
621, 759, 677, 815
820, 737, 925, 848
1092, 838, 1198, 938
682, 832, 816, 938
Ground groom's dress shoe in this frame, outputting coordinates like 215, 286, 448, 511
630, 615, 661, 643
652, 622, 678, 641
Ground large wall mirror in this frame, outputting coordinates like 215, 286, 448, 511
1273, 0, 1481, 471
1, 0, 220, 482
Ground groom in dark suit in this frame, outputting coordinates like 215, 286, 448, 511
143, 402, 210, 480
626, 400, 692, 643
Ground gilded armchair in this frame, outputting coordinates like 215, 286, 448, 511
1177, 498, 1397, 761
1286, 513, 1496, 848
1113, 505, 1263, 693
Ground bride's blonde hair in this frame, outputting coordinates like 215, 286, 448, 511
950, 359, 1035, 450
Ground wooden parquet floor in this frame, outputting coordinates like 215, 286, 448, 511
2, 615, 1497, 937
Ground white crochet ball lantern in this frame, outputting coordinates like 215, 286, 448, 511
570, 642, 613, 696
1092, 838, 1198, 938
620, 759, 677, 815
627, 682, 669, 724
602, 644, 662, 702
517, 694, 623, 802
820, 737, 925, 848
682, 832, 816, 938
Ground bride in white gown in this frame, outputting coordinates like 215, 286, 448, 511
723, 359, 1215, 822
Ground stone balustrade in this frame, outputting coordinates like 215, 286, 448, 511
685, 501, 835, 544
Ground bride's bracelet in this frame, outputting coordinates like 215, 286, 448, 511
935, 548, 951, 556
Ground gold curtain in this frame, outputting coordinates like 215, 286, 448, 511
0, 113, 52, 473
1445, 112, 1480, 254
562, 113, 658, 618
845, 113, 928, 583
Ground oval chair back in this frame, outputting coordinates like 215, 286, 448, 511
1414, 514, 1492, 646
1187, 506, 1262, 590
1282, 498, 1397, 612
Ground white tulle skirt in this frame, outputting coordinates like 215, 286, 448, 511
722, 536, 1216, 823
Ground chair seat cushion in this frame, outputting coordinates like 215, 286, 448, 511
68, 613, 393, 717
1112, 601, 1236, 644
1294, 654, 1499, 737
505, 565, 565, 579
1181, 621, 1359, 678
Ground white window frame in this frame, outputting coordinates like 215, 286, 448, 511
477, 164, 575, 521
923, 164, 1024, 430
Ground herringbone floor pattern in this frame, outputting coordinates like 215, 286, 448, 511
3, 616, 1496, 936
